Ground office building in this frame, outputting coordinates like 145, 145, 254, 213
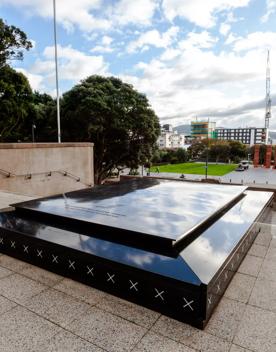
215, 127, 267, 145
191, 120, 217, 139
157, 124, 185, 149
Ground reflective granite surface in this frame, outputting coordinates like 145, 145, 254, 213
181, 190, 273, 283
1, 189, 273, 285
13, 179, 246, 244
0, 212, 202, 285
0, 182, 274, 328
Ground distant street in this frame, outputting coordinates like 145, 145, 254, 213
122, 165, 276, 187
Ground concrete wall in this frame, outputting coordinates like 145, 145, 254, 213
0, 143, 94, 197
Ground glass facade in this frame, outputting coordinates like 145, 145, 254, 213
191, 121, 216, 139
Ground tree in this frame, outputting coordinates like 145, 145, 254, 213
175, 148, 188, 163
228, 140, 246, 161
61, 75, 160, 183
30, 92, 57, 142
15, 91, 57, 142
210, 141, 230, 163
0, 65, 33, 142
0, 19, 32, 68
188, 139, 208, 160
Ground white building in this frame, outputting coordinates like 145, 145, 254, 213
215, 127, 267, 145
157, 125, 186, 149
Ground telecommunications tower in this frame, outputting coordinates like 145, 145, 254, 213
265, 50, 271, 130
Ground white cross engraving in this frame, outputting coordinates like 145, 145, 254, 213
37, 249, 43, 258
107, 272, 115, 283
0, 238, 3, 244
52, 255, 58, 263
216, 282, 221, 293
183, 297, 194, 311
154, 288, 165, 301
10, 241, 15, 248
23, 245, 29, 253
208, 295, 212, 306
87, 266, 94, 276
129, 280, 138, 291
69, 260, 75, 270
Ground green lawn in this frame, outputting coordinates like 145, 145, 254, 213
156, 162, 237, 176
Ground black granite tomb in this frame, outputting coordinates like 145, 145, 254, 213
0, 179, 273, 328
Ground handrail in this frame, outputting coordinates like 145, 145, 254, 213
0, 169, 16, 177
0, 169, 92, 187
56, 170, 81, 182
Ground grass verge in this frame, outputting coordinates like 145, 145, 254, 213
156, 162, 237, 176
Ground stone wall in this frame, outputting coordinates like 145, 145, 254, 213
0, 143, 94, 196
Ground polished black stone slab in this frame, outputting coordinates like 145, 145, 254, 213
13, 179, 246, 254
0, 179, 273, 328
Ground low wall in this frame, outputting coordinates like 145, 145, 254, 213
0, 143, 94, 197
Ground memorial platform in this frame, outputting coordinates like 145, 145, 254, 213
0, 179, 273, 328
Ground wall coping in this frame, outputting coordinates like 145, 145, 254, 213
0, 143, 94, 149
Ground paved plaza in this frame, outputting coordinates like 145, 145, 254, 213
222, 166, 276, 185
0, 191, 276, 351
0, 191, 33, 210
147, 166, 276, 188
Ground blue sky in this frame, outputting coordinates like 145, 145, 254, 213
1, 0, 276, 129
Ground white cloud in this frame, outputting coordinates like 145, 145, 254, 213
225, 33, 240, 45
90, 35, 114, 53
121, 41, 276, 128
90, 45, 114, 53
232, 32, 276, 52
102, 36, 113, 46
0, 0, 152, 33
0, 0, 160, 32
179, 31, 218, 50
261, 0, 276, 23
219, 23, 231, 36
226, 11, 244, 23
20, 45, 109, 91
160, 48, 180, 61
31, 60, 55, 75
111, 0, 158, 26
15, 68, 44, 91
4, 0, 275, 130
162, 0, 251, 28
0, 0, 111, 32
127, 26, 179, 53
41, 45, 109, 81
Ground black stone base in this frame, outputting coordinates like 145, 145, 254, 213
0, 180, 273, 328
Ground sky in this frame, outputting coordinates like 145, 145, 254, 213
0, 0, 276, 129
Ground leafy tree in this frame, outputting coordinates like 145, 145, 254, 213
0, 18, 32, 67
228, 140, 246, 161
210, 141, 230, 163
151, 148, 188, 165
16, 91, 58, 142
188, 139, 208, 160
60, 75, 160, 183
29, 92, 57, 142
175, 148, 188, 163
0, 65, 33, 142
151, 149, 161, 164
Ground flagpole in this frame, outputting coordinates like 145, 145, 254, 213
53, 0, 61, 143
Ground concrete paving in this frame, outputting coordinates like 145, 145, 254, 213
145, 166, 276, 188
0, 191, 33, 210
0, 193, 276, 351
221, 166, 276, 185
